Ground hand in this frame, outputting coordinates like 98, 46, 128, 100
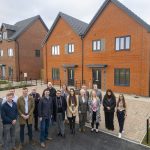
12, 120, 16, 125
39, 117, 42, 121
107, 107, 110, 110
26, 115, 29, 119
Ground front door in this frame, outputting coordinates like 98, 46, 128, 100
92, 68, 101, 89
68, 68, 74, 86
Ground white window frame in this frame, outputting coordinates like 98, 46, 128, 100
8, 48, 14, 57
51, 45, 60, 55
3, 31, 7, 39
92, 40, 101, 51
0, 49, 3, 56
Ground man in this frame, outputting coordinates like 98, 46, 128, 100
2, 88, 18, 104
1, 93, 18, 150
81, 85, 89, 99
93, 84, 102, 103
42, 82, 56, 98
17, 87, 35, 148
38, 89, 53, 148
29, 87, 40, 131
53, 90, 67, 137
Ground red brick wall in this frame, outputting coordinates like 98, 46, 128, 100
17, 19, 47, 80
43, 18, 83, 85
83, 2, 150, 96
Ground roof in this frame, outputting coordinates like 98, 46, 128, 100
84, 0, 150, 36
42, 12, 88, 45
1, 15, 48, 40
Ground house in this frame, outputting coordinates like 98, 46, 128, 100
0, 15, 48, 81
43, 0, 150, 96
83, 0, 150, 96
42, 12, 88, 86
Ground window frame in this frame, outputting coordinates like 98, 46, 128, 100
0, 49, 3, 56
8, 48, 14, 57
35, 49, 40, 57
114, 68, 130, 86
52, 68, 60, 80
51, 45, 60, 56
115, 35, 131, 51
92, 40, 102, 51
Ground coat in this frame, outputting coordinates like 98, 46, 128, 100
78, 95, 88, 114
103, 95, 116, 112
66, 95, 78, 118
53, 96, 67, 121
17, 95, 35, 125
88, 98, 101, 123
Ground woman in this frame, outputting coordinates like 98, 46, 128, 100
89, 90, 101, 133
61, 84, 69, 101
117, 94, 127, 138
103, 89, 116, 131
78, 89, 88, 132
66, 88, 78, 135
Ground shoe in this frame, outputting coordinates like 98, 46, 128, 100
91, 128, 94, 132
122, 130, 125, 133
46, 137, 53, 140
57, 132, 61, 136
41, 142, 46, 148
61, 134, 66, 138
118, 133, 122, 138
96, 129, 99, 133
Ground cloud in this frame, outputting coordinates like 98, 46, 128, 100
0, 0, 150, 29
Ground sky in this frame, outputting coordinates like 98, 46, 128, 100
0, 0, 150, 29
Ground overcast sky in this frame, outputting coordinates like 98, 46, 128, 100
0, 0, 150, 29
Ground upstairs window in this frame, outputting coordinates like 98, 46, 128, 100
8, 48, 14, 57
3, 31, 7, 40
35, 49, 40, 57
0, 49, 3, 56
115, 36, 131, 51
52, 45, 60, 55
65, 43, 74, 53
92, 39, 105, 51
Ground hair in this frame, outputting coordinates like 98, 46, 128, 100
117, 94, 126, 108
22, 87, 28, 90
6, 93, 14, 97
68, 88, 77, 106
91, 90, 98, 100
62, 84, 69, 92
105, 89, 115, 98
56, 89, 61, 93
10, 87, 15, 90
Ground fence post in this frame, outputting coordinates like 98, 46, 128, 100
60, 80, 61, 89
147, 119, 149, 144
36, 80, 37, 86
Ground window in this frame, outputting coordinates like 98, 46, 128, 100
2, 32, 7, 39
66, 43, 74, 53
52, 45, 60, 55
114, 69, 130, 86
35, 49, 40, 57
52, 68, 60, 80
8, 48, 13, 56
115, 36, 131, 51
0, 49, 3, 56
92, 40, 101, 51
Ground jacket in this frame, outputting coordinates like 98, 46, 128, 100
17, 95, 35, 125
78, 95, 88, 114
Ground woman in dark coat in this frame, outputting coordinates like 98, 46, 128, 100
103, 89, 116, 131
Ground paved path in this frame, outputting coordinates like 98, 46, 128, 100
0, 83, 150, 143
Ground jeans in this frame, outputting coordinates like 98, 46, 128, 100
91, 111, 99, 129
3, 124, 16, 150
117, 110, 125, 133
40, 118, 51, 143
20, 121, 32, 144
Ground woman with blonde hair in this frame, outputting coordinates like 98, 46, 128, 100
117, 94, 127, 138
88, 90, 101, 133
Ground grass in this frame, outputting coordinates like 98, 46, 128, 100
142, 128, 150, 146
0, 80, 8, 84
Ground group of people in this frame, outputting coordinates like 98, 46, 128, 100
0, 82, 127, 150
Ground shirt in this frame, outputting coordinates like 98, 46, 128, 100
2, 95, 18, 104
24, 96, 28, 114
7, 101, 13, 107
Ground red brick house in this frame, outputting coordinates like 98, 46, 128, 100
0, 15, 48, 81
43, 0, 150, 96
42, 12, 88, 86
